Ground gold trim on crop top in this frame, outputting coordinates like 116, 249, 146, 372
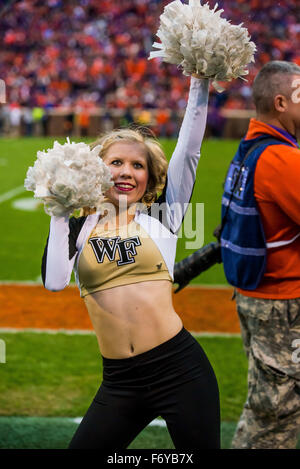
78, 220, 172, 297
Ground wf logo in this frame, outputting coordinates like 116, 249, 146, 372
89, 236, 141, 266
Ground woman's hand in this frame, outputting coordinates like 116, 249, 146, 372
191, 73, 207, 79
43, 196, 74, 217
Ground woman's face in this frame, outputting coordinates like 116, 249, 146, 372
102, 141, 149, 208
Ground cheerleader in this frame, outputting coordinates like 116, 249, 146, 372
41, 75, 220, 449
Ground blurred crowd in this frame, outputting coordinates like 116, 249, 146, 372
0, 0, 299, 137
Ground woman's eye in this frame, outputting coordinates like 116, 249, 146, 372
109, 160, 144, 168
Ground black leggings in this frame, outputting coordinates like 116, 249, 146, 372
68, 328, 220, 450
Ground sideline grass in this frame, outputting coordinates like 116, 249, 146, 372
0, 331, 247, 421
0, 330, 246, 448
0, 416, 238, 449
0, 416, 299, 449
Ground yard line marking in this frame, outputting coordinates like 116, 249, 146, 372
0, 327, 95, 335
72, 417, 83, 424
0, 186, 25, 204
190, 330, 240, 337
12, 197, 40, 211
149, 419, 167, 428
71, 417, 167, 428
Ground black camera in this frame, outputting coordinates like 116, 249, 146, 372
173, 226, 222, 293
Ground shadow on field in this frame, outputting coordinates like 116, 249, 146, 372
0, 417, 299, 450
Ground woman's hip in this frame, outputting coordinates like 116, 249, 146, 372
101, 327, 216, 390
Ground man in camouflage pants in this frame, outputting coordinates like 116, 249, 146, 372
232, 293, 300, 449
229, 61, 300, 449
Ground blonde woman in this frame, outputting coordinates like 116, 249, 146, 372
41, 76, 220, 449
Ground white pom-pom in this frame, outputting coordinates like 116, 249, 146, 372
24, 138, 113, 216
149, 0, 256, 91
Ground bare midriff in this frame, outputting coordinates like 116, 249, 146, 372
83, 279, 183, 358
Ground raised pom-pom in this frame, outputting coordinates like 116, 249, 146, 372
149, 0, 256, 91
24, 138, 113, 216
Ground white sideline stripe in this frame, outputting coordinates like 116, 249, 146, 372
149, 419, 167, 428
0, 186, 25, 204
0, 281, 231, 289
0, 327, 95, 335
0, 327, 240, 337
190, 331, 240, 337
0, 281, 44, 285
72, 417, 167, 428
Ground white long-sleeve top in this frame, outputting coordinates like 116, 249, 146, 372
41, 77, 209, 294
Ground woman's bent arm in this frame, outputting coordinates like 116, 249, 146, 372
42, 215, 77, 291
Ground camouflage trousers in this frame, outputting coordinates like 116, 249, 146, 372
231, 292, 300, 449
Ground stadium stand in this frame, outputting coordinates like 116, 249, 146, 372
0, 0, 299, 137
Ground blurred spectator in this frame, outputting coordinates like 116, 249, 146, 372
120, 107, 134, 127
32, 107, 45, 136
102, 110, 114, 133
22, 107, 33, 136
167, 110, 180, 138
207, 104, 226, 138
136, 109, 152, 127
9, 104, 22, 136
41, 109, 50, 136
64, 113, 74, 136
77, 109, 90, 137
156, 108, 170, 137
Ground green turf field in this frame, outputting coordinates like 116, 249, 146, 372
1, 137, 299, 450
0, 136, 241, 449
0, 332, 247, 419
0, 331, 299, 449
0, 331, 247, 449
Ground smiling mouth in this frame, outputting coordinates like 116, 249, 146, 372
115, 183, 135, 192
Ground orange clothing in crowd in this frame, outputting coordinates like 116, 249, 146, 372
78, 111, 90, 128
238, 119, 300, 299
156, 109, 170, 125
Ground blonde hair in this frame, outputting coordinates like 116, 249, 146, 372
81, 128, 168, 216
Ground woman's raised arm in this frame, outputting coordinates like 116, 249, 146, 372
159, 76, 209, 234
